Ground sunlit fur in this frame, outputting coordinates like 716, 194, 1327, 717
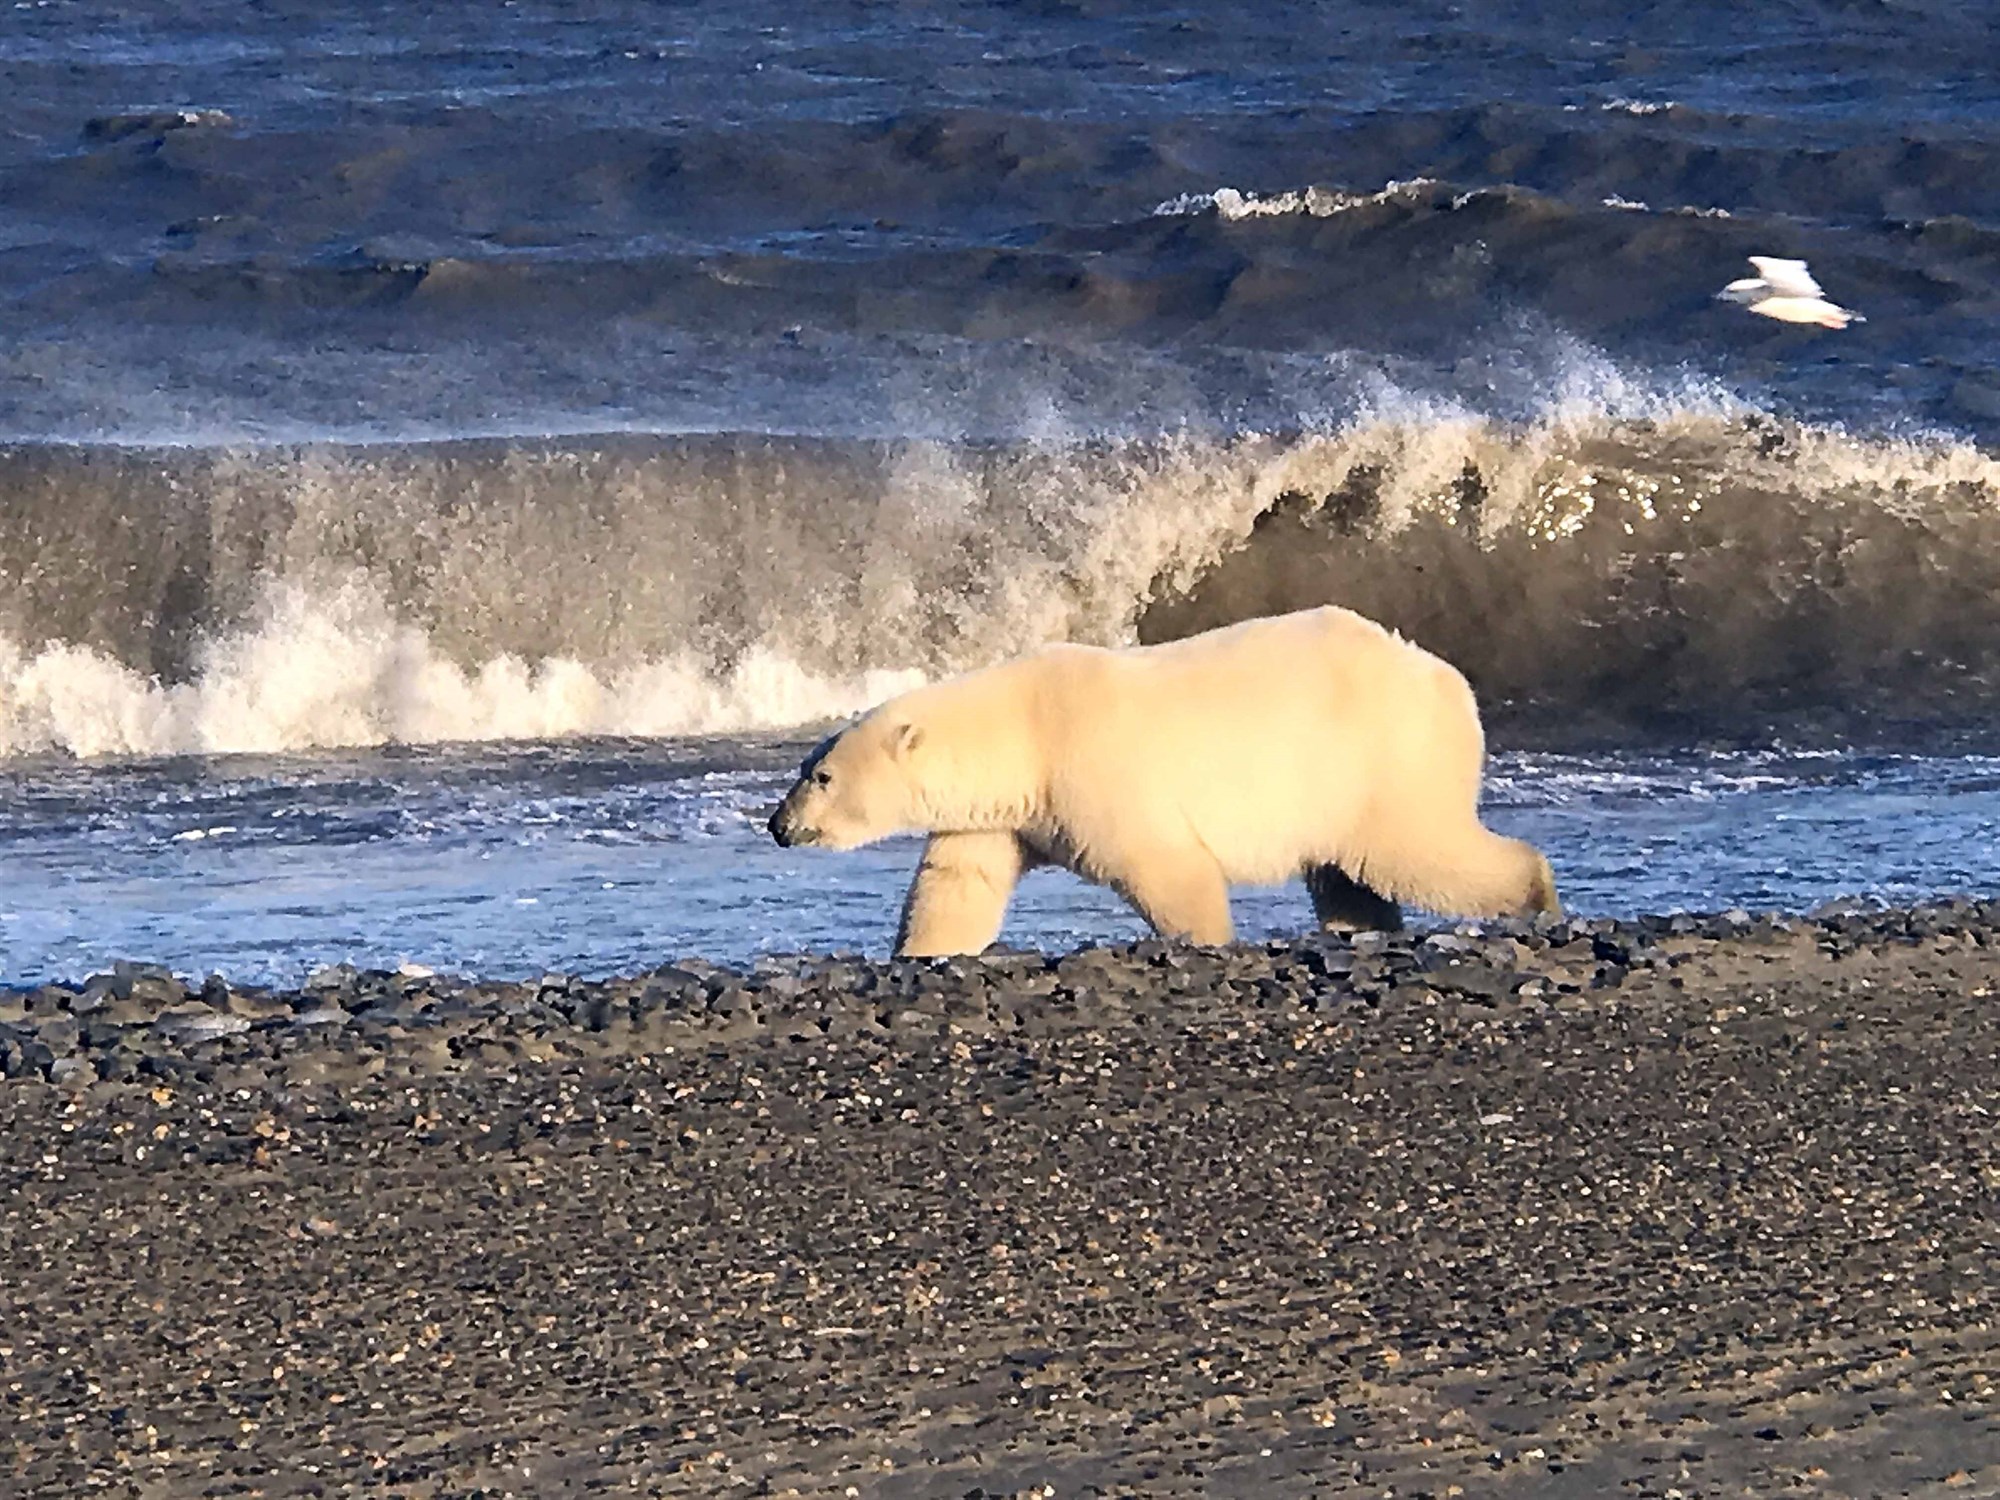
769, 605, 1560, 953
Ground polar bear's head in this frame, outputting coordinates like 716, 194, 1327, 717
768, 715, 929, 852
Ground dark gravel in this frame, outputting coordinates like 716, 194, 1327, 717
3, 906, 1998, 1496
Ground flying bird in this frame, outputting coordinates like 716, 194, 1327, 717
1715, 257, 1864, 329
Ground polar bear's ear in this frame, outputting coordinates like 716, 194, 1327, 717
887, 721, 926, 759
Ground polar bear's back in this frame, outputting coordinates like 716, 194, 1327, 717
1033, 607, 1486, 886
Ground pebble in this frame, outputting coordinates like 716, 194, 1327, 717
0, 902, 1995, 1087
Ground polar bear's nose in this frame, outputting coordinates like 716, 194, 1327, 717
769, 801, 808, 847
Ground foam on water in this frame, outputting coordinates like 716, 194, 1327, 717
0, 582, 927, 758
1150, 179, 1438, 220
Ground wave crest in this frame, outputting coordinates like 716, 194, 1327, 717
4, 362, 2000, 758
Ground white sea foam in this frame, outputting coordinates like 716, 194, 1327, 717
1152, 180, 1436, 221
0, 582, 929, 758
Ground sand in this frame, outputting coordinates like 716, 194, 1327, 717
3, 908, 1998, 1497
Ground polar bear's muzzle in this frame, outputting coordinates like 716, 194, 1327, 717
767, 795, 817, 847
770, 732, 845, 847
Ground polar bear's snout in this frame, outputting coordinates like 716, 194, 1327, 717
770, 731, 847, 847
768, 793, 815, 847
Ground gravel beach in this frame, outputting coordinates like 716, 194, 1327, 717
4, 909, 1998, 1497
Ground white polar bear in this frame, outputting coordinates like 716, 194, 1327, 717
768, 605, 1558, 956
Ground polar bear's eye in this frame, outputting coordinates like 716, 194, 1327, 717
812, 769, 833, 788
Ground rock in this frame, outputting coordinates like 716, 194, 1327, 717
33, 1016, 81, 1054
291, 1005, 351, 1029
1427, 964, 1518, 1003
225, 989, 292, 1021
85, 998, 164, 1029
79, 965, 186, 1018
305, 964, 361, 997
5, 1036, 55, 1080
48, 1056, 91, 1089
154, 1011, 253, 1043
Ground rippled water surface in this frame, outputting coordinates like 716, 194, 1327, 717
4, 739, 1996, 986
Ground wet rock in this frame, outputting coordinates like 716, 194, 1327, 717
154, 1010, 253, 1044
305, 963, 361, 996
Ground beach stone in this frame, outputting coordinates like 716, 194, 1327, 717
94, 1049, 141, 1083
304, 963, 361, 995
47, 1056, 90, 1089
291, 1005, 351, 1029
154, 1011, 252, 1043
4, 1036, 55, 1080
1426, 964, 1517, 1004
224, 988, 292, 1020
33, 1016, 81, 1054
89, 997, 167, 1029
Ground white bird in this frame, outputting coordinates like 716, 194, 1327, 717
1716, 256, 1864, 329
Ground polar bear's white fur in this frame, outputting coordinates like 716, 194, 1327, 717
768, 605, 1558, 956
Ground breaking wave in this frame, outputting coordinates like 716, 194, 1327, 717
3, 355, 1999, 760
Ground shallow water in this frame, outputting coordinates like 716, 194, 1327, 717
4, 737, 1997, 987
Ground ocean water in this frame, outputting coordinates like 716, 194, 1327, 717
3, 1, 1999, 982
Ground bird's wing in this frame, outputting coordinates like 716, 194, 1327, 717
1748, 257, 1824, 298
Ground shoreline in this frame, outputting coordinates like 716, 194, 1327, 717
4, 907, 1998, 1495
3, 903, 1996, 1083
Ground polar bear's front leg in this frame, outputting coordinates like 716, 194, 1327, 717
1306, 863, 1404, 933
1110, 845, 1235, 946
895, 831, 1033, 958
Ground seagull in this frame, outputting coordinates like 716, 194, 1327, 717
1716, 257, 1864, 329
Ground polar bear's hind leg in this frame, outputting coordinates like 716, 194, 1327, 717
1306, 863, 1405, 932
1362, 825, 1561, 921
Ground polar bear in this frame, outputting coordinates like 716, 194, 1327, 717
767, 605, 1558, 956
